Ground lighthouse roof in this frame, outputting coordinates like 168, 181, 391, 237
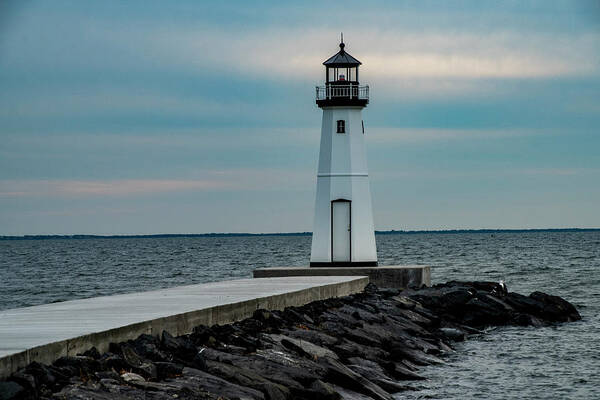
323, 41, 361, 67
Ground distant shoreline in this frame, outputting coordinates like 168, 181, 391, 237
1, 228, 598, 240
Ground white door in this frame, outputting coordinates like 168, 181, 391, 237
332, 201, 351, 262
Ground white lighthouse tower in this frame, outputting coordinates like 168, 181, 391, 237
310, 39, 377, 267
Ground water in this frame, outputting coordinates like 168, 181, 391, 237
1, 231, 599, 399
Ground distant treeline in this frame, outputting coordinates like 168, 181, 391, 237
1, 228, 598, 240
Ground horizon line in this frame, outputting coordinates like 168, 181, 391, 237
1, 228, 599, 240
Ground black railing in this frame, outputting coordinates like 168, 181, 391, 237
316, 85, 369, 101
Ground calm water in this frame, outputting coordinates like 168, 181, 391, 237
1, 232, 599, 399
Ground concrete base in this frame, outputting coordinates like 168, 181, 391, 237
253, 265, 431, 289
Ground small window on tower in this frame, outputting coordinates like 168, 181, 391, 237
336, 120, 345, 134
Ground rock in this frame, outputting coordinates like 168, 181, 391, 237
239, 318, 265, 335
364, 283, 379, 295
310, 379, 341, 400
283, 328, 338, 348
53, 384, 123, 400
389, 362, 426, 381
228, 331, 261, 352
318, 320, 347, 337
346, 358, 407, 394
219, 343, 248, 355
191, 325, 213, 345
265, 334, 339, 360
120, 372, 145, 383
337, 304, 384, 324
155, 362, 184, 380
202, 347, 314, 390
260, 382, 289, 400
130, 334, 169, 362
0, 381, 28, 400
329, 384, 380, 400
98, 353, 128, 373
318, 357, 393, 400
342, 324, 389, 348
529, 291, 582, 322
121, 345, 157, 380
393, 307, 434, 327
389, 345, 444, 366
378, 288, 402, 298
382, 312, 432, 338
54, 379, 221, 399
463, 297, 509, 326
512, 313, 544, 327
482, 294, 514, 312
471, 281, 508, 296
9, 371, 36, 393
94, 370, 120, 381
399, 359, 421, 372
392, 296, 417, 310
504, 292, 545, 314
350, 369, 409, 394
161, 331, 197, 361
54, 356, 101, 378
121, 345, 144, 367
182, 367, 265, 399
320, 310, 362, 330
441, 288, 476, 310
80, 347, 101, 359
24, 361, 56, 387
191, 349, 208, 371
438, 327, 466, 342
333, 338, 390, 363
253, 309, 286, 331
281, 308, 307, 325
203, 359, 289, 399
254, 347, 327, 380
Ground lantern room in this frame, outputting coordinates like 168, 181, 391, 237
324, 41, 361, 83
316, 39, 369, 108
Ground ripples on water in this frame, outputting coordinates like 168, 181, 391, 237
1, 231, 598, 399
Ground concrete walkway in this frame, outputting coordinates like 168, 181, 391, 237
0, 276, 368, 378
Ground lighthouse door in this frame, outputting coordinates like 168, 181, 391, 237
331, 200, 351, 263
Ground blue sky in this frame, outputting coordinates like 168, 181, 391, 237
1, 0, 599, 235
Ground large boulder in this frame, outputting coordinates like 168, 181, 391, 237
318, 357, 394, 400
0, 381, 29, 400
182, 367, 265, 399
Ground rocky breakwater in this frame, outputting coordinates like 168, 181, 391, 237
0, 281, 581, 400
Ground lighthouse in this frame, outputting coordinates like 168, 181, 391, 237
310, 39, 377, 267
253, 39, 431, 287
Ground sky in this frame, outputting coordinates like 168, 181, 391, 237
1, 0, 599, 235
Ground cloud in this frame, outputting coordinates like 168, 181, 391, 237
0, 90, 261, 119
0, 169, 313, 198
366, 127, 539, 144
0, 179, 226, 197
370, 167, 600, 181
518, 168, 599, 177
3, 10, 598, 95
137, 28, 600, 80
82, 26, 599, 100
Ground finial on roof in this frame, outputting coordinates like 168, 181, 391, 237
340, 32, 345, 51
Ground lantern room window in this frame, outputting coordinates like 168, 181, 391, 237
337, 120, 345, 133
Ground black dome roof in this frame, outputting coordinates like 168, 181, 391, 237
323, 41, 361, 67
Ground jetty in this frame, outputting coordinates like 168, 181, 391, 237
0, 276, 368, 380
0, 280, 581, 399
